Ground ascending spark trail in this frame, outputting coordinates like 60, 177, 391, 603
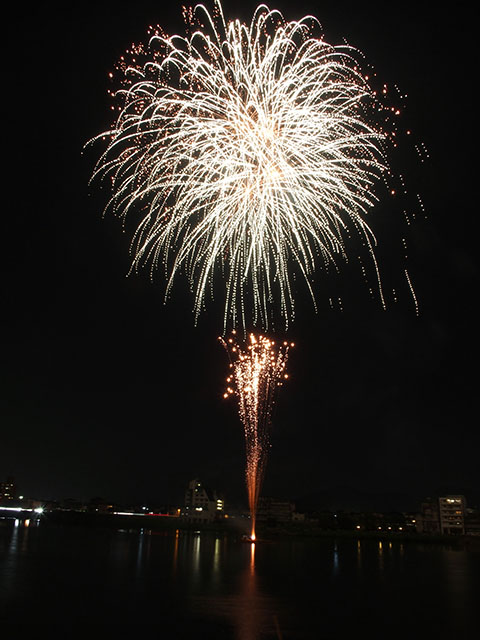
220, 331, 292, 540
89, 0, 395, 330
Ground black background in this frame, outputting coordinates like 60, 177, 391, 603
2, 1, 477, 511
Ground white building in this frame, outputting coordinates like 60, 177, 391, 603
182, 478, 224, 522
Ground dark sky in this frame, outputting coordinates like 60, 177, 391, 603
3, 1, 478, 512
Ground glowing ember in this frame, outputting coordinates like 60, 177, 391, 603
220, 331, 292, 539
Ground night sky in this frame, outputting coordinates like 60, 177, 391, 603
3, 1, 478, 512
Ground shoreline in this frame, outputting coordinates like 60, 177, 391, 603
3, 510, 478, 550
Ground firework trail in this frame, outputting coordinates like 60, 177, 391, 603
220, 331, 292, 539
89, 0, 396, 330
90, 2, 420, 535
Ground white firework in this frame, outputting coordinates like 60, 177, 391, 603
90, 1, 390, 329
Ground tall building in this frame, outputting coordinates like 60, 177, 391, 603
182, 478, 224, 522
417, 495, 466, 535
438, 495, 465, 535
417, 497, 441, 534
0, 476, 16, 502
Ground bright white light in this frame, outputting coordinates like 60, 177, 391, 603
91, 1, 389, 329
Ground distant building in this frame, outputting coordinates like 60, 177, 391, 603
60, 497, 87, 512
257, 497, 294, 525
88, 497, 114, 513
417, 495, 466, 535
182, 478, 224, 522
417, 497, 441, 534
438, 495, 465, 535
0, 476, 16, 502
465, 507, 480, 536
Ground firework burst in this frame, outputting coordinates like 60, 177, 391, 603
90, 0, 395, 330
220, 331, 292, 539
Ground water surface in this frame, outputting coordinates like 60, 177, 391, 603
1, 520, 478, 637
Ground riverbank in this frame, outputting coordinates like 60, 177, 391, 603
257, 522, 480, 550
8, 509, 477, 550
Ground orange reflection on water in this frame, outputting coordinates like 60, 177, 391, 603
189, 537, 284, 640
236, 544, 260, 640
172, 529, 179, 576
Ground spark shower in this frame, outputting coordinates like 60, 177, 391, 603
90, 1, 408, 539
220, 332, 293, 540
90, 0, 396, 330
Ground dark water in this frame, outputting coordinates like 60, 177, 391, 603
1, 520, 478, 637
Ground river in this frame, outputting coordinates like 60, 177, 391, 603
1, 519, 478, 637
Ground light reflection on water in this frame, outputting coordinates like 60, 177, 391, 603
0, 519, 478, 637
332, 541, 339, 576
189, 538, 283, 640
